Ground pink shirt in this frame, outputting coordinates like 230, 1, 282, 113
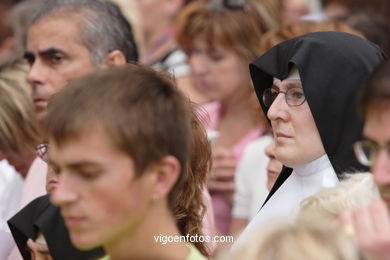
20, 157, 47, 208
201, 102, 265, 235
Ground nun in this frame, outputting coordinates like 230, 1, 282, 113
234, 31, 385, 246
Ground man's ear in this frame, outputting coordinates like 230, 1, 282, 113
100, 50, 126, 68
150, 155, 181, 200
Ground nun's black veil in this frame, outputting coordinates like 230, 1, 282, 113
250, 32, 385, 206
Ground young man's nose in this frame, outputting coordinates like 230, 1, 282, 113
50, 176, 79, 206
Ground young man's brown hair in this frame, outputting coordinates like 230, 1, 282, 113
45, 63, 192, 199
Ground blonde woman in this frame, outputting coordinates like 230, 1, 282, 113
0, 76, 40, 259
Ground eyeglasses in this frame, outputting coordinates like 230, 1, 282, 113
262, 87, 306, 107
36, 143, 49, 163
353, 140, 390, 167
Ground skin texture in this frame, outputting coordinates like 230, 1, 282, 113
26, 17, 97, 122
267, 79, 325, 168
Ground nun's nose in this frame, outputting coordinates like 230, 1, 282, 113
267, 92, 289, 121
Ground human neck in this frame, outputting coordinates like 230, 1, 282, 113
141, 26, 176, 65
293, 154, 333, 176
219, 88, 255, 121
105, 200, 189, 260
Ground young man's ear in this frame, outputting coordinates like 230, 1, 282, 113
100, 50, 126, 68
150, 155, 181, 200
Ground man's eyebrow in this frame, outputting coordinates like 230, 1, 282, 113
47, 157, 58, 167
68, 161, 101, 169
38, 47, 66, 57
48, 158, 102, 170
65, 161, 104, 172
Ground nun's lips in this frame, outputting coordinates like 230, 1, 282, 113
276, 132, 292, 138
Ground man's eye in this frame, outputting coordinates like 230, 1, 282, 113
51, 55, 63, 64
51, 165, 61, 175
24, 54, 35, 65
79, 171, 101, 180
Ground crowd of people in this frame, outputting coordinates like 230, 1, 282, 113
0, 0, 389, 259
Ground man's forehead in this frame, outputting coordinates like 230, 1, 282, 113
27, 16, 83, 51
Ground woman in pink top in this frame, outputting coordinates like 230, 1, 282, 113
176, 0, 280, 235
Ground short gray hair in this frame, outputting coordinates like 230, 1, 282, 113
32, 0, 138, 65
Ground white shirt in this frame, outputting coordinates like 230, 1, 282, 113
0, 160, 23, 260
233, 136, 272, 220
0, 160, 23, 232
233, 154, 339, 249
20, 157, 47, 208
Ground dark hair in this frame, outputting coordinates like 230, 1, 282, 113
359, 59, 390, 117
32, 0, 138, 64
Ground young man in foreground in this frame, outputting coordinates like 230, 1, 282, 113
46, 64, 206, 260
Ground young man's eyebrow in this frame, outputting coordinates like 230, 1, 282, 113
66, 161, 103, 171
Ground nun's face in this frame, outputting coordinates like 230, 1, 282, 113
267, 79, 325, 168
